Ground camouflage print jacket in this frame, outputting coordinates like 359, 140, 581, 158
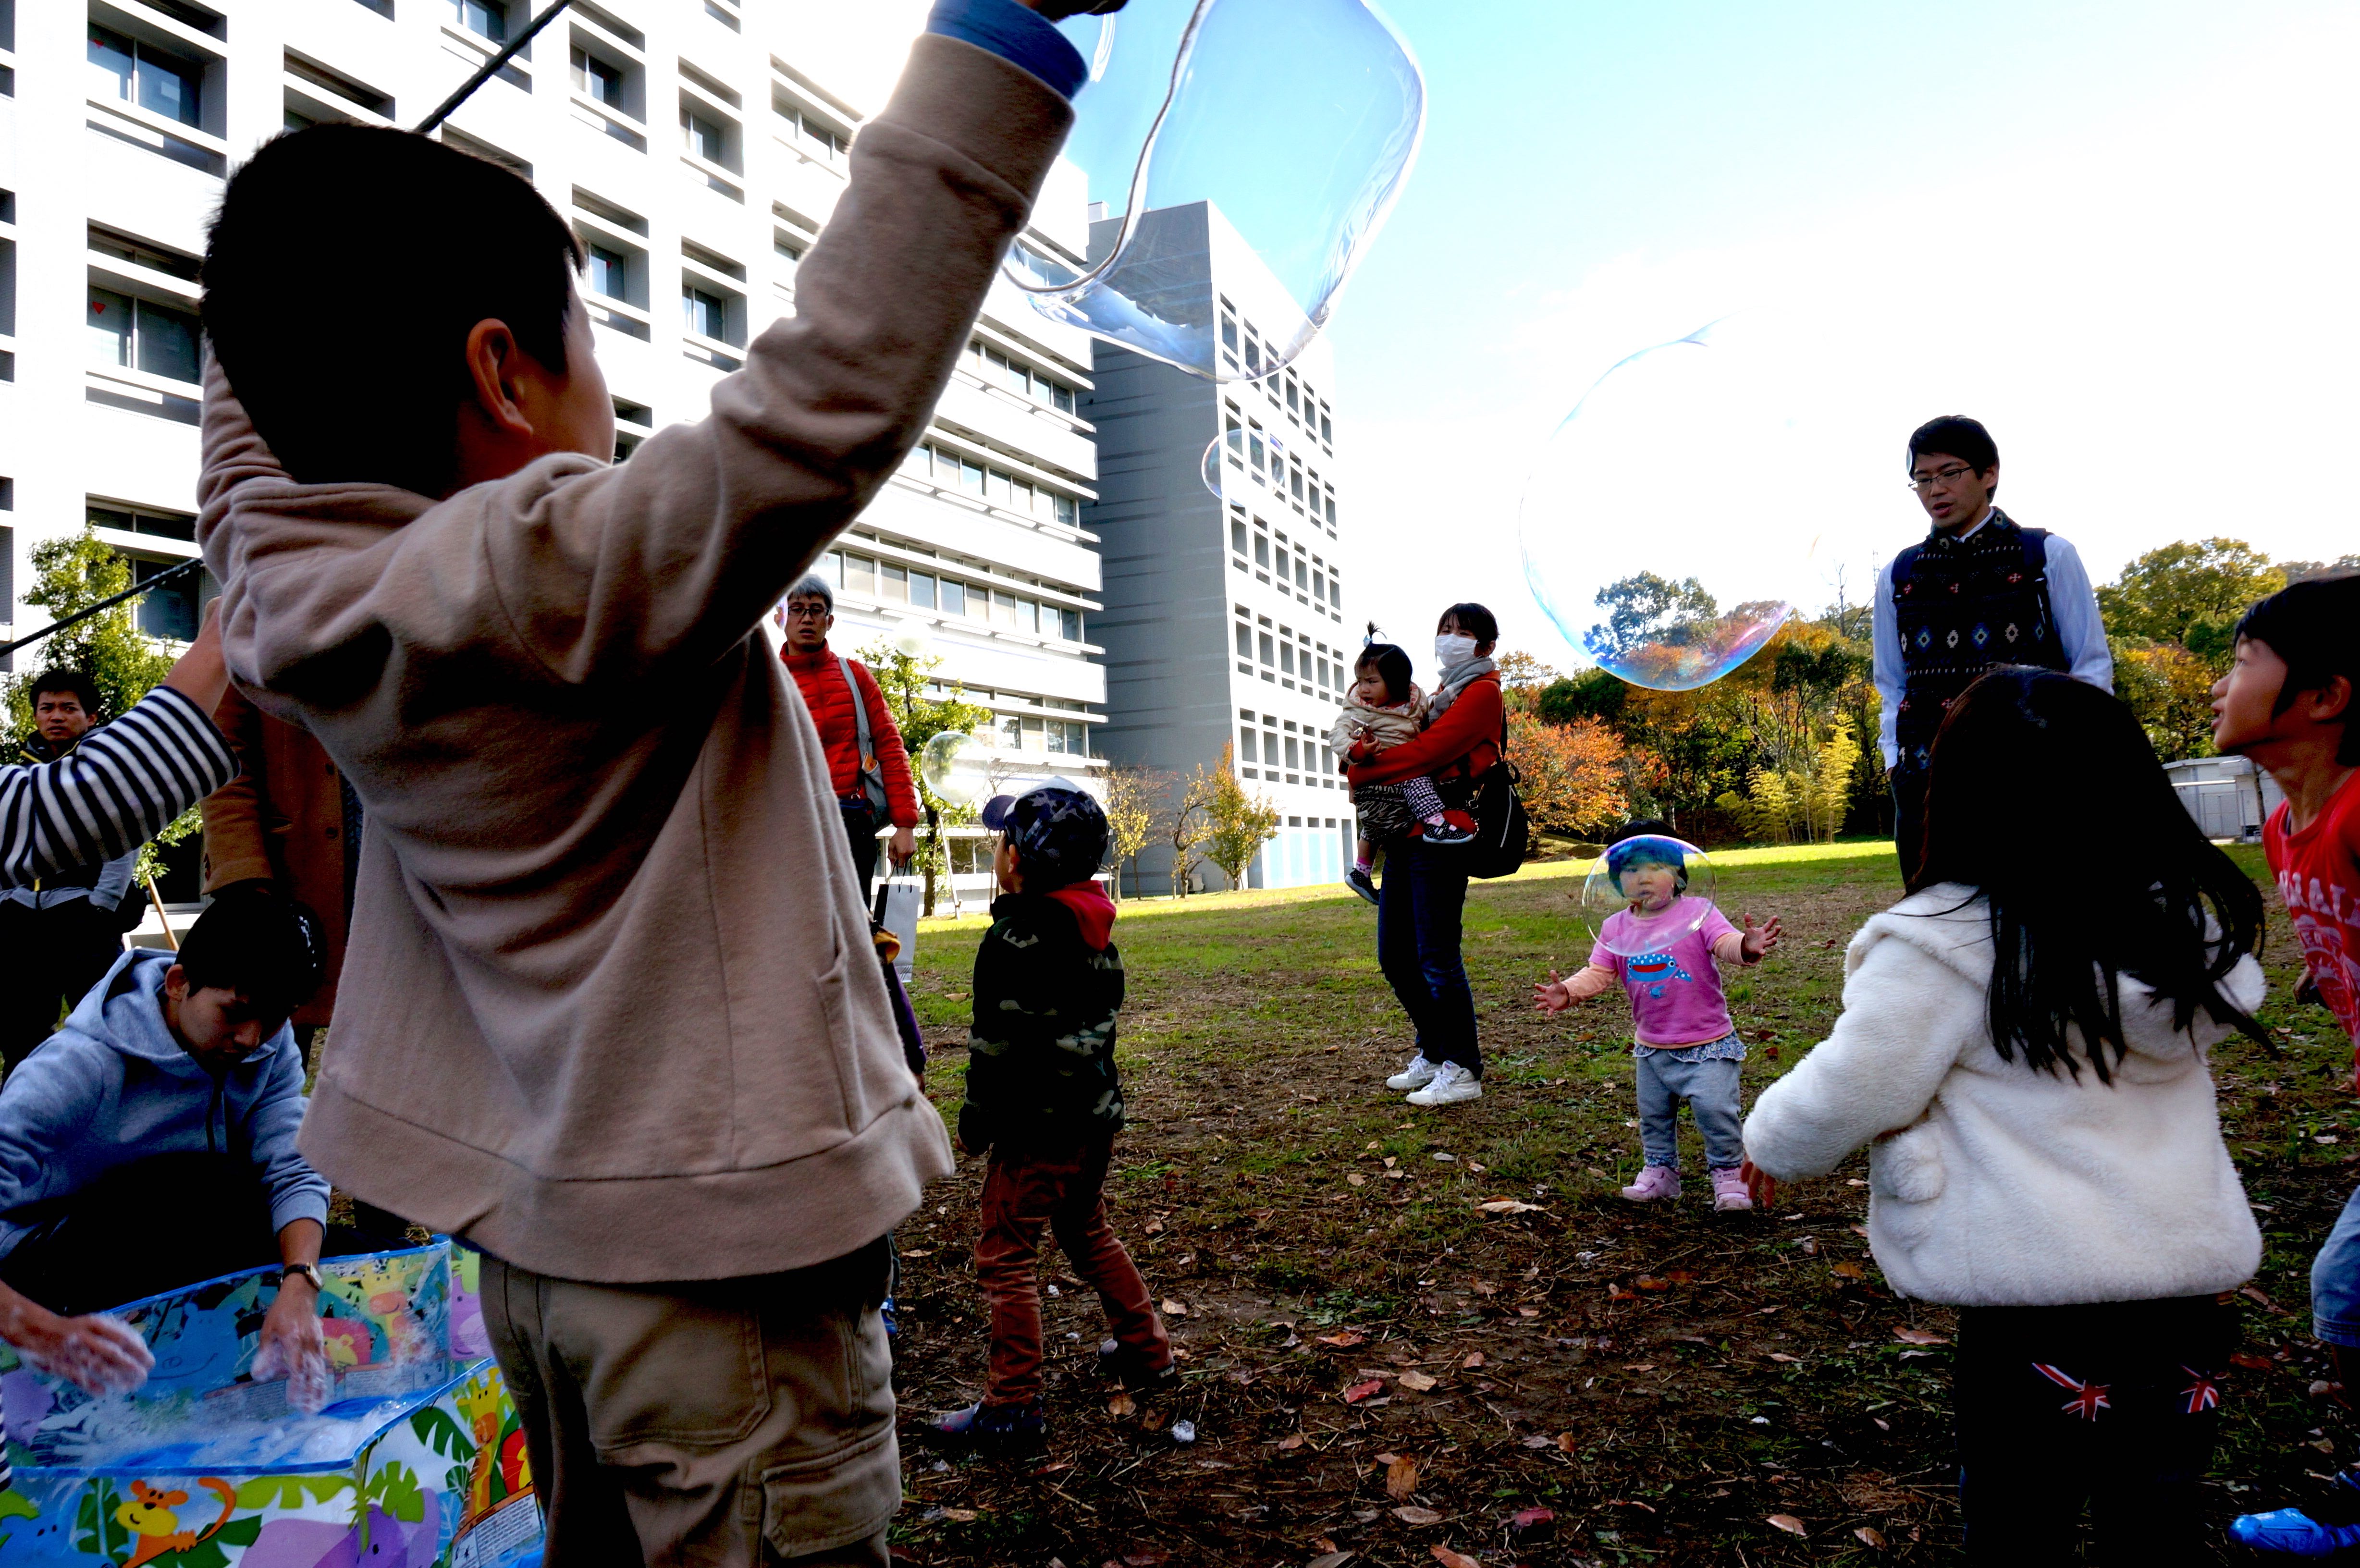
959, 886, 1125, 1153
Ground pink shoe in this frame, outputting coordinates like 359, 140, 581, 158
1710, 1167, 1753, 1212
1620, 1165, 1681, 1202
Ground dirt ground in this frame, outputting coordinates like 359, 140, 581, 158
882, 844, 2356, 1567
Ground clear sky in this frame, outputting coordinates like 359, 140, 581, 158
1316, 0, 2360, 671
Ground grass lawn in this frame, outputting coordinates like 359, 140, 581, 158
886, 841, 2354, 1566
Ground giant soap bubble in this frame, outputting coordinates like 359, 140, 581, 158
1199, 423, 1291, 504
1008, 0, 1426, 381
1519, 312, 1855, 691
920, 729, 987, 808
1581, 834, 1719, 961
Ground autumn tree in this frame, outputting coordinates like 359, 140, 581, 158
2113, 641, 2221, 761
1099, 763, 1167, 901
1159, 765, 1216, 897
1201, 743, 1281, 892
2096, 538, 2285, 662
1506, 713, 1625, 839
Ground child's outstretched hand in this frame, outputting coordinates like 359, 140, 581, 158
1532, 969, 1574, 1015
1739, 914, 1784, 962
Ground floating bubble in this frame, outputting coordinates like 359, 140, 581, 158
920, 729, 987, 808
1008, 0, 1426, 381
1199, 423, 1290, 503
1581, 834, 1719, 960
1518, 311, 1856, 691
891, 625, 931, 660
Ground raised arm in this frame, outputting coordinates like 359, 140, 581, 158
0, 684, 236, 889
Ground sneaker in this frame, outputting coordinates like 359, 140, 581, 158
1099, 1338, 1180, 1391
929, 1399, 1046, 1449
1621, 1164, 1681, 1202
1406, 1060, 1482, 1107
1346, 865, 1378, 905
1385, 1053, 1439, 1091
2228, 1507, 2360, 1556
1710, 1167, 1753, 1212
1420, 816, 1476, 846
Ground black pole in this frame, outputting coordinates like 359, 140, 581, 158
414, 0, 576, 135
0, 557, 202, 661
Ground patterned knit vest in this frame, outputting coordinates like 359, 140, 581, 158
1889, 512, 2066, 771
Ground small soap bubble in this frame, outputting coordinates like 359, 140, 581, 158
891, 625, 931, 660
1199, 423, 1291, 504
1171, 1419, 1198, 1444
1518, 311, 1849, 691
1581, 834, 1719, 960
920, 730, 987, 808
1011, 0, 1426, 381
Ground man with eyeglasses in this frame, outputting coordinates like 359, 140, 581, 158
775, 574, 921, 898
1875, 415, 2112, 878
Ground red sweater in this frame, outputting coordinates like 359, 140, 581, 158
783, 644, 922, 830
1347, 672, 1503, 787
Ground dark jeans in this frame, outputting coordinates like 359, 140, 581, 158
975, 1141, 1168, 1408
1954, 1296, 2234, 1565
0, 899, 124, 1077
1891, 761, 1928, 885
842, 801, 881, 904
1376, 838, 1480, 1076
2, 1153, 279, 1315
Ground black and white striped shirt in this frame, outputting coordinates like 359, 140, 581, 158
0, 686, 237, 891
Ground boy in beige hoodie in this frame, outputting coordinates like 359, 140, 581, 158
196, 3, 1105, 1560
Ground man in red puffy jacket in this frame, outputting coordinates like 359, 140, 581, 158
778, 574, 921, 895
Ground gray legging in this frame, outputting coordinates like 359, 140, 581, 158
1635, 1050, 1744, 1170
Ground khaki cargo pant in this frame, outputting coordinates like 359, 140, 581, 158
480, 1239, 898, 1567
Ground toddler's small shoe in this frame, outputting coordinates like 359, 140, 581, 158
1621, 1164, 1681, 1202
1346, 865, 1378, 905
1710, 1167, 1753, 1212
930, 1399, 1046, 1449
1098, 1338, 1180, 1391
1419, 814, 1477, 846
1385, 1053, 1439, 1091
1406, 1060, 1482, 1107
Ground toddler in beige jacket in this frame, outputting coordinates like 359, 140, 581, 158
1329, 638, 1466, 902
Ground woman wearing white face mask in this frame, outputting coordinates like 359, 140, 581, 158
1342, 604, 1505, 1107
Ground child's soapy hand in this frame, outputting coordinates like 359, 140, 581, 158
1532, 969, 1573, 1015
1739, 914, 1784, 962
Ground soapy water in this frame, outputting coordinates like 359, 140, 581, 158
1198, 423, 1291, 505
1007, 0, 1425, 381
919, 729, 987, 808
1518, 312, 1856, 691
1581, 835, 1720, 960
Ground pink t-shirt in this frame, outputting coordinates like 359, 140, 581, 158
1589, 899, 1740, 1048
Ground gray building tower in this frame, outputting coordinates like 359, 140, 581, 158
1084, 203, 1357, 892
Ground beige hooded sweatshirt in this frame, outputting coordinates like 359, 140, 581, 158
195, 36, 1070, 1284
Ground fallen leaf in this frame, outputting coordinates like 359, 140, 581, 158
1873, 1418, 1890, 1431
1767, 1514, 1807, 1536
1554, 1431, 1579, 1452
1516, 1306, 1541, 1317
1394, 1507, 1443, 1526
1472, 1280, 1498, 1296
1623, 1362, 1657, 1372
1477, 1199, 1545, 1214
1107, 1393, 1135, 1417
1852, 1225, 1871, 1239
1308, 1555, 1353, 1568
1607, 1284, 1637, 1300
1768, 1352, 1801, 1363
1606, 1499, 1657, 1513
1399, 1370, 1439, 1392
1462, 1351, 1486, 1369
1374, 1451, 1402, 1464
1140, 1409, 1165, 1431
1429, 1548, 1480, 1568
1893, 1328, 1949, 1346
1347, 1173, 1367, 1187
1384, 1156, 1399, 1169
1831, 1262, 1866, 1279
1343, 1379, 1385, 1404
2316, 1437, 2340, 1454
1520, 1434, 1553, 1449
1508, 1505, 1556, 1534
2241, 1285, 2279, 1310
1663, 1269, 1696, 1285
1143, 1218, 1164, 1235
1467, 1161, 1487, 1173
1314, 1542, 1340, 1556
2230, 1350, 2274, 1371
1797, 1237, 1820, 1256
940, 1507, 978, 1522
1319, 1330, 1367, 1348
1386, 1456, 1420, 1499
1384, 1170, 1409, 1180
1855, 1526, 1888, 1548
1161, 1298, 1190, 1317
1635, 1276, 1670, 1291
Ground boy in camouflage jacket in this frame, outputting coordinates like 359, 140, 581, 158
934, 780, 1172, 1446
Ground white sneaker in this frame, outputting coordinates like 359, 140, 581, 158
1385, 1053, 1439, 1091
1406, 1061, 1482, 1107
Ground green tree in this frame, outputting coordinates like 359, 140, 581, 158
2096, 538, 2285, 659
5, 528, 192, 884
1588, 572, 1718, 659
1099, 763, 1166, 901
854, 634, 990, 915
2279, 555, 2360, 585
1201, 743, 1280, 892
2112, 637, 2221, 760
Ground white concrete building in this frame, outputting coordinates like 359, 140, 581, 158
0, 0, 1104, 908
1085, 201, 1355, 893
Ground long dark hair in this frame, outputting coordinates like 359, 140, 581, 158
1916, 666, 2267, 1081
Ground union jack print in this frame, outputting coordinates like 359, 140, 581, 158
2032, 1362, 2111, 1421
2180, 1365, 2221, 1415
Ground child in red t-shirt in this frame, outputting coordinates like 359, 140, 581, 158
2213, 572, 2360, 1556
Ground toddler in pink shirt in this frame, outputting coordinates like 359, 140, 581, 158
1535, 824, 1781, 1211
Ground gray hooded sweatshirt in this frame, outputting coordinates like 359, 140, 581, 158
0, 949, 328, 1262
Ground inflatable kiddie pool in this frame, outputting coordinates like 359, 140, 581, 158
0, 1240, 541, 1568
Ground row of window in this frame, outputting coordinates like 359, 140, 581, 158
1230, 513, 1341, 604
966, 340, 1080, 416
819, 549, 1085, 642
997, 714, 1091, 756
1236, 709, 1345, 790
88, 287, 198, 385
1219, 297, 1335, 448
901, 442, 1083, 529
1223, 411, 1337, 531
1235, 609, 1349, 693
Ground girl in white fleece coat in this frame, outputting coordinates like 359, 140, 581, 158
1741, 667, 2271, 1563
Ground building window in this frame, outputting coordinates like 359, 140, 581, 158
843, 554, 876, 595
1284, 736, 1301, 771
1279, 643, 1295, 676
777, 100, 850, 162
1295, 558, 1309, 590
1059, 607, 1082, 641
1235, 622, 1252, 659
909, 571, 936, 609
1257, 632, 1275, 667
451, 0, 507, 43
682, 285, 727, 340
879, 562, 908, 602
1254, 535, 1269, 569
89, 25, 205, 128
1239, 729, 1256, 765
88, 287, 200, 384
1047, 720, 1087, 757
572, 48, 624, 107
1231, 518, 1248, 558
681, 108, 726, 164
587, 245, 628, 300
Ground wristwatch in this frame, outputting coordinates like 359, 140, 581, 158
280, 1262, 324, 1293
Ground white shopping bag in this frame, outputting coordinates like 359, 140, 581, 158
873, 872, 921, 987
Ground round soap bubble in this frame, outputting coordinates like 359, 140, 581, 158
1007, 0, 1426, 381
1581, 834, 1719, 960
890, 624, 931, 660
920, 729, 987, 808
1199, 423, 1290, 503
1518, 310, 1872, 691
